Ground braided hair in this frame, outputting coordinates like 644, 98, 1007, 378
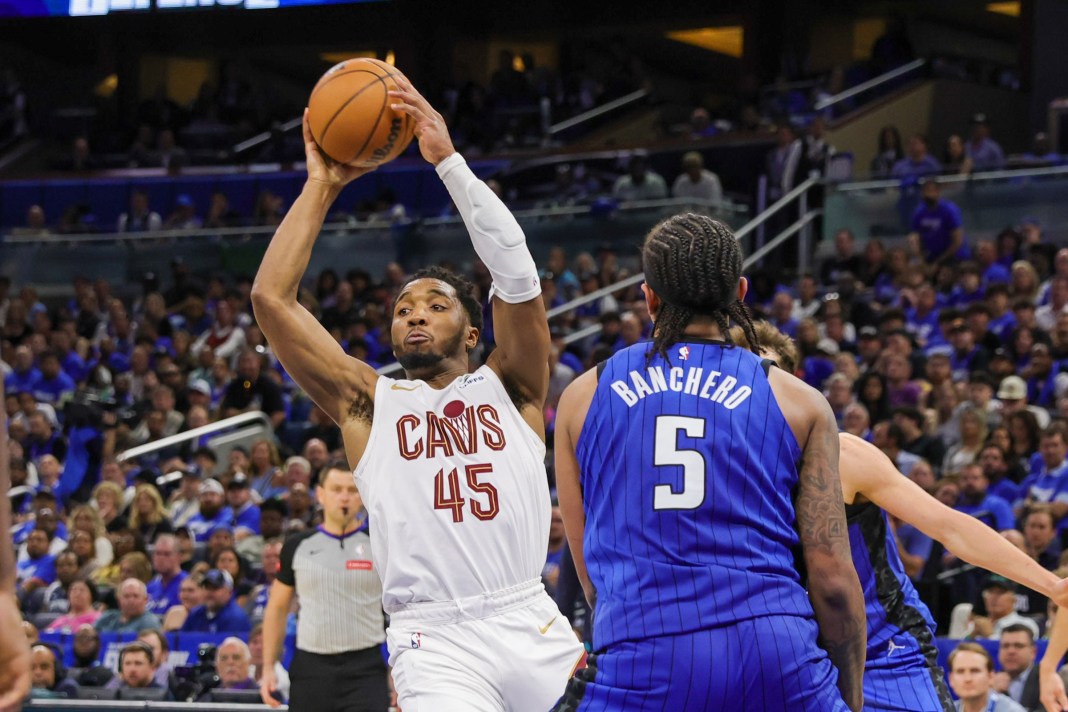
642, 213, 760, 363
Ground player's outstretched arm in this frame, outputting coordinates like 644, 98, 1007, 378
841, 433, 1068, 601
554, 369, 599, 607
0, 382, 31, 711
251, 111, 378, 426
1041, 609, 1068, 711
777, 373, 865, 712
390, 78, 550, 417
259, 579, 295, 708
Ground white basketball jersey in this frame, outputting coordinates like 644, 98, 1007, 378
353, 365, 551, 612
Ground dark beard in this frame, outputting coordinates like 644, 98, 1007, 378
396, 329, 467, 373
397, 350, 447, 371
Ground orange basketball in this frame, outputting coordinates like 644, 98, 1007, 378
307, 58, 416, 168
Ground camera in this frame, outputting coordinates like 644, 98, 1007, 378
171, 643, 220, 702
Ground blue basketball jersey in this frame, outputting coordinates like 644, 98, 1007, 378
576, 340, 815, 649
846, 500, 953, 711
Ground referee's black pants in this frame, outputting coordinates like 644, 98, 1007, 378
288, 646, 390, 712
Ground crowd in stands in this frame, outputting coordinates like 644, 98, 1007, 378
4, 164, 1068, 699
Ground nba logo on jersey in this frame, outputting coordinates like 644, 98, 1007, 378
410, 633, 422, 649
679, 346, 690, 360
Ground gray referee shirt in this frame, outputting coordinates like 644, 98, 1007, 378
277, 526, 385, 654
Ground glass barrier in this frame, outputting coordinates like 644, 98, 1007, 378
823, 169, 1068, 241
0, 200, 747, 291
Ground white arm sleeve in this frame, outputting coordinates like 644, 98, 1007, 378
435, 152, 540, 304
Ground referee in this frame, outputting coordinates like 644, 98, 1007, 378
260, 461, 388, 711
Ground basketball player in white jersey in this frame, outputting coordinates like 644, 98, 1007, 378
251, 73, 584, 711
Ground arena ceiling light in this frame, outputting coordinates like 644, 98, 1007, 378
665, 26, 744, 58
986, 2, 1020, 17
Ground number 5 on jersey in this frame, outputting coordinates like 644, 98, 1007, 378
654, 415, 707, 510
434, 464, 500, 522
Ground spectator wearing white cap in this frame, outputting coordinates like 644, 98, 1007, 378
185, 479, 233, 544
997, 375, 1051, 429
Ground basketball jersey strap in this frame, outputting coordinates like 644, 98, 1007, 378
596, 360, 607, 380
760, 358, 776, 376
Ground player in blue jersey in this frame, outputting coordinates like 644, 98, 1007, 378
743, 322, 1068, 712
553, 214, 866, 711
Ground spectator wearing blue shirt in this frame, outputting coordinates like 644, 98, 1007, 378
17, 527, 57, 598
948, 318, 991, 383
25, 411, 66, 464
905, 283, 941, 347
185, 479, 234, 543
909, 179, 965, 268
226, 474, 261, 536
51, 331, 87, 384
1015, 428, 1068, 532
948, 263, 986, 308
975, 240, 1012, 286
954, 463, 1016, 531
986, 284, 1017, 340
4, 345, 40, 394
769, 291, 799, 339
890, 134, 942, 179
146, 534, 187, 616
181, 569, 251, 634
979, 444, 1024, 505
963, 113, 1006, 174
31, 351, 76, 409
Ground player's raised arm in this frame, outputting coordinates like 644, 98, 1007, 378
250, 111, 378, 426
1041, 607, 1068, 711
0, 382, 32, 710
777, 373, 865, 712
841, 433, 1068, 602
389, 78, 550, 416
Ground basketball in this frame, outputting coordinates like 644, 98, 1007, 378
307, 58, 416, 168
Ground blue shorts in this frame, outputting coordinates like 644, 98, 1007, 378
862, 661, 952, 712
552, 615, 851, 712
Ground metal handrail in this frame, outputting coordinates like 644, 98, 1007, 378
813, 58, 926, 112
232, 116, 302, 156
116, 410, 272, 463
376, 180, 821, 375
746, 210, 821, 266
836, 162, 1068, 193
547, 89, 650, 135
733, 175, 819, 242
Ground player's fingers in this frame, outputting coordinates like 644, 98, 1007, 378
259, 682, 276, 707
389, 81, 431, 113
302, 108, 315, 145
389, 99, 429, 126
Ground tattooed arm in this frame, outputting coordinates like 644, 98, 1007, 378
771, 370, 866, 712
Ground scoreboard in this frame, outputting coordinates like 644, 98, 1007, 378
0, 0, 383, 17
